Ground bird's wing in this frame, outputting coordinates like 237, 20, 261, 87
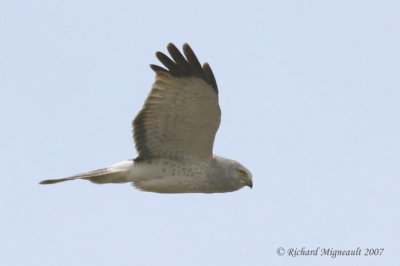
133, 43, 221, 161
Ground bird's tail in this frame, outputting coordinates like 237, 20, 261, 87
39, 160, 133, 185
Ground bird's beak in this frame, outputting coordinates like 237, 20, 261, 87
242, 176, 253, 189
246, 178, 253, 189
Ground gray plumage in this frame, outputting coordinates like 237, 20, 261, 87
40, 43, 252, 193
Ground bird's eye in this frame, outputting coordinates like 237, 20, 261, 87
237, 169, 246, 176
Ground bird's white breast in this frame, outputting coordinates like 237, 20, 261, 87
126, 158, 212, 193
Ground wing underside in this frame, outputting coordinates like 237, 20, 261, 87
133, 43, 221, 161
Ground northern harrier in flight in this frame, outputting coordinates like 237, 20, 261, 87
40, 43, 253, 193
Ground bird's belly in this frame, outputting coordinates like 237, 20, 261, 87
127, 158, 212, 193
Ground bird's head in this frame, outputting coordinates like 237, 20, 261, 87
233, 163, 253, 189
236, 164, 253, 188
213, 156, 253, 190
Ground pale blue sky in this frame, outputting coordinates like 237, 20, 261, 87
1, 1, 399, 265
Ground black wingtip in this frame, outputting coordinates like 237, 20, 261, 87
150, 64, 168, 73
150, 43, 218, 94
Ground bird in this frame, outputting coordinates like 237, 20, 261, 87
40, 43, 253, 193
